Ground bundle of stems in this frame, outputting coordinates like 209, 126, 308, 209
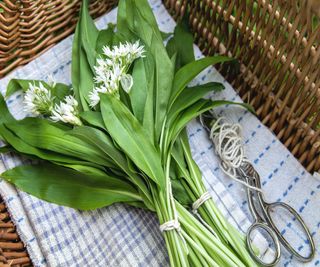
0, 0, 258, 266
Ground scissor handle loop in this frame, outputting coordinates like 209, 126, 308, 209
265, 202, 315, 262
246, 222, 281, 267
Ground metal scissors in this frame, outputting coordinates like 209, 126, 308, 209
237, 162, 315, 266
199, 113, 315, 266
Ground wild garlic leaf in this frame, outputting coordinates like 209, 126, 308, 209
6, 79, 36, 98
69, 126, 128, 171
142, 67, 155, 144
171, 179, 192, 206
80, 111, 106, 130
166, 19, 195, 71
169, 100, 237, 146
100, 94, 165, 188
50, 83, 72, 102
71, 19, 81, 106
96, 28, 115, 55
118, 0, 174, 142
1, 163, 142, 210
160, 31, 172, 40
79, 0, 99, 72
117, 0, 136, 40
0, 94, 14, 124
169, 100, 254, 148
69, 125, 154, 210
169, 56, 232, 108
4, 118, 113, 168
129, 58, 148, 123
167, 82, 225, 124
78, 46, 93, 111
52, 162, 109, 177
72, 0, 96, 111
129, 49, 155, 126
0, 123, 103, 170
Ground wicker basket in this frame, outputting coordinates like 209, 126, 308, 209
0, 196, 30, 267
0, 0, 319, 265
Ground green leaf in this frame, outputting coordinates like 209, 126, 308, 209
168, 82, 224, 123
169, 56, 232, 107
118, 0, 174, 141
117, 0, 136, 39
142, 67, 155, 144
69, 126, 127, 170
171, 179, 192, 206
129, 50, 155, 124
71, 18, 81, 105
51, 83, 72, 101
79, 0, 99, 71
1, 163, 142, 210
160, 31, 172, 40
78, 47, 93, 111
69, 125, 155, 209
0, 123, 103, 170
0, 94, 14, 124
80, 111, 106, 130
96, 27, 115, 54
6, 79, 34, 98
71, 0, 97, 111
166, 19, 195, 70
3, 118, 113, 167
169, 100, 246, 146
100, 94, 165, 188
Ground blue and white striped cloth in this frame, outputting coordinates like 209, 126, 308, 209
0, 1, 319, 266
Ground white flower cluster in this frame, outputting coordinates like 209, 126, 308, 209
89, 40, 145, 107
102, 41, 145, 64
50, 95, 82, 126
24, 82, 54, 116
24, 82, 81, 126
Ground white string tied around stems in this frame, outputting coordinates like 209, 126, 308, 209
160, 179, 189, 255
192, 192, 212, 214
191, 192, 221, 239
159, 219, 181, 232
210, 117, 262, 193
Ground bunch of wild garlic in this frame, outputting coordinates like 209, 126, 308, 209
0, 0, 258, 266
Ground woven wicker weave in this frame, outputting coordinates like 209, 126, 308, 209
0, 0, 117, 77
0, 197, 30, 267
0, 0, 319, 265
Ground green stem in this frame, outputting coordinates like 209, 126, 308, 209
177, 201, 247, 267
181, 231, 220, 267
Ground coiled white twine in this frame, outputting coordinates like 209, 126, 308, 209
210, 117, 262, 193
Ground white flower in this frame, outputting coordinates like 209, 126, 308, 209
24, 82, 54, 116
102, 46, 113, 58
50, 95, 82, 126
102, 40, 145, 65
129, 40, 145, 60
89, 87, 107, 107
46, 74, 56, 88
89, 40, 145, 107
